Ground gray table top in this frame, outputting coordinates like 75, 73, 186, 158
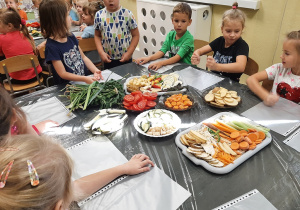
15, 63, 300, 209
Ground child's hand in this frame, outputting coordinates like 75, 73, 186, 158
94, 70, 103, 80
191, 52, 200, 65
122, 154, 154, 175
34, 120, 59, 133
76, 36, 82, 40
148, 61, 163, 71
84, 76, 98, 84
135, 57, 150, 65
263, 93, 279, 106
120, 52, 131, 62
206, 56, 217, 70
100, 52, 112, 63
80, 24, 87, 32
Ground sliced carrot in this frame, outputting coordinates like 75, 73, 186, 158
240, 133, 248, 137
247, 133, 258, 142
230, 131, 240, 139
239, 130, 248, 134
230, 142, 240, 150
255, 139, 263, 144
249, 142, 257, 150
244, 137, 253, 145
257, 131, 266, 140
248, 128, 257, 133
239, 141, 249, 150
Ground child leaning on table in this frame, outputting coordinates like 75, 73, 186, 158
0, 134, 154, 209
0, 87, 58, 139
135, 2, 194, 71
94, 0, 139, 69
4, 0, 27, 20
247, 30, 300, 106
191, 2, 249, 82
39, 0, 103, 85
0, 8, 42, 84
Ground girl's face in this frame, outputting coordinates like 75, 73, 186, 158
5, 0, 17, 9
221, 20, 243, 48
76, 3, 83, 15
82, 12, 93, 26
280, 40, 300, 70
103, 0, 120, 12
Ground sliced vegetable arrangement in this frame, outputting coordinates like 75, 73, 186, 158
164, 94, 193, 111
123, 91, 157, 111
62, 79, 125, 112
179, 114, 270, 168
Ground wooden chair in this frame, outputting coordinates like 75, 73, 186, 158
79, 38, 103, 69
193, 39, 213, 56
38, 46, 53, 87
262, 79, 273, 92
0, 54, 45, 96
243, 57, 259, 76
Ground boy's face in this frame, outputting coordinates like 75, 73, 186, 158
103, 0, 120, 12
5, 0, 17, 9
172, 12, 192, 37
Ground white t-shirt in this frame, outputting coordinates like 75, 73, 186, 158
266, 63, 300, 103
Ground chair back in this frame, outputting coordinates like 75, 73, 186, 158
262, 79, 273, 92
244, 57, 259, 76
0, 54, 39, 74
79, 38, 97, 52
38, 46, 46, 59
193, 39, 213, 56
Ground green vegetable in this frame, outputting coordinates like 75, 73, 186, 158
61, 79, 125, 112
208, 127, 221, 142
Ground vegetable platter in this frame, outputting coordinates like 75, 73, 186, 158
175, 112, 272, 174
124, 73, 187, 96
134, 109, 181, 137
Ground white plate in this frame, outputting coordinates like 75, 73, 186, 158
124, 75, 187, 95
175, 112, 272, 174
134, 109, 181, 137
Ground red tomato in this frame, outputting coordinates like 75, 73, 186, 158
124, 95, 134, 102
133, 94, 141, 103
131, 91, 143, 95
137, 101, 146, 110
132, 104, 140, 111
150, 92, 158, 98
147, 101, 156, 107
143, 92, 156, 101
123, 101, 131, 106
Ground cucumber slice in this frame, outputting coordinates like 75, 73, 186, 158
141, 121, 151, 133
160, 112, 173, 120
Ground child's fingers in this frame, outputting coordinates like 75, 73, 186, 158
141, 159, 155, 167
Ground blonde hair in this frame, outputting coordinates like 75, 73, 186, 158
222, 2, 246, 28
83, 0, 104, 20
286, 30, 300, 55
0, 135, 74, 209
172, 2, 192, 19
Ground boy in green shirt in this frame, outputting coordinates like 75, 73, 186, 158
135, 2, 194, 71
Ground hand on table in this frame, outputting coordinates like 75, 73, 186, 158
84, 76, 98, 84
135, 57, 150, 65
121, 154, 154, 175
148, 61, 163, 71
80, 24, 87, 32
76, 36, 82, 40
263, 93, 279, 106
94, 70, 103, 81
120, 52, 131, 62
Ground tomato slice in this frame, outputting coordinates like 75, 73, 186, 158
131, 91, 143, 95
143, 92, 155, 100
123, 101, 131, 106
133, 104, 140, 111
124, 95, 134, 102
147, 101, 156, 107
133, 94, 141, 103
150, 92, 158, 98
137, 101, 146, 110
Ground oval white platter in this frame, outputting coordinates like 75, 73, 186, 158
124, 75, 187, 95
134, 109, 181, 138
175, 112, 272, 174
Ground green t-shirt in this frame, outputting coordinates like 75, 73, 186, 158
160, 30, 194, 64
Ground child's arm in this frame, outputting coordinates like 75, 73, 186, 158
148, 54, 181, 71
191, 45, 212, 65
73, 154, 154, 201
52, 60, 98, 84
79, 46, 103, 80
247, 70, 279, 106
120, 28, 139, 62
135, 51, 165, 65
94, 30, 111, 63
206, 54, 247, 73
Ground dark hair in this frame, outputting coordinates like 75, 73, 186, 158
0, 8, 36, 54
0, 87, 27, 138
286, 30, 300, 55
39, 0, 70, 39
222, 2, 246, 28
172, 2, 192, 20
82, 0, 104, 20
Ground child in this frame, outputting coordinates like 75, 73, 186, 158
0, 87, 58, 138
0, 134, 154, 209
135, 2, 194, 71
77, 0, 104, 39
191, 2, 248, 82
39, 0, 103, 85
247, 30, 300, 106
94, 0, 139, 69
4, 0, 27, 20
66, 0, 79, 22
72, 0, 86, 26
0, 8, 42, 84
31, 0, 41, 19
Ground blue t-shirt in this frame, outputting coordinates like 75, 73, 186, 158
82, 25, 94, 38
69, 9, 79, 21
45, 34, 90, 85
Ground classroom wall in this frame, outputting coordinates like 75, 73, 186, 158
121, 0, 300, 74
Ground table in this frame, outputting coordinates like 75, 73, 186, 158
15, 63, 300, 209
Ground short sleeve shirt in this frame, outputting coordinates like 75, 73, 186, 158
82, 25, 95, 38
45, 34, 90, 85
209, 36, 249, 82
160, 30, 194, 64
266, 63, 300, 103
94, 6, 137, 60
